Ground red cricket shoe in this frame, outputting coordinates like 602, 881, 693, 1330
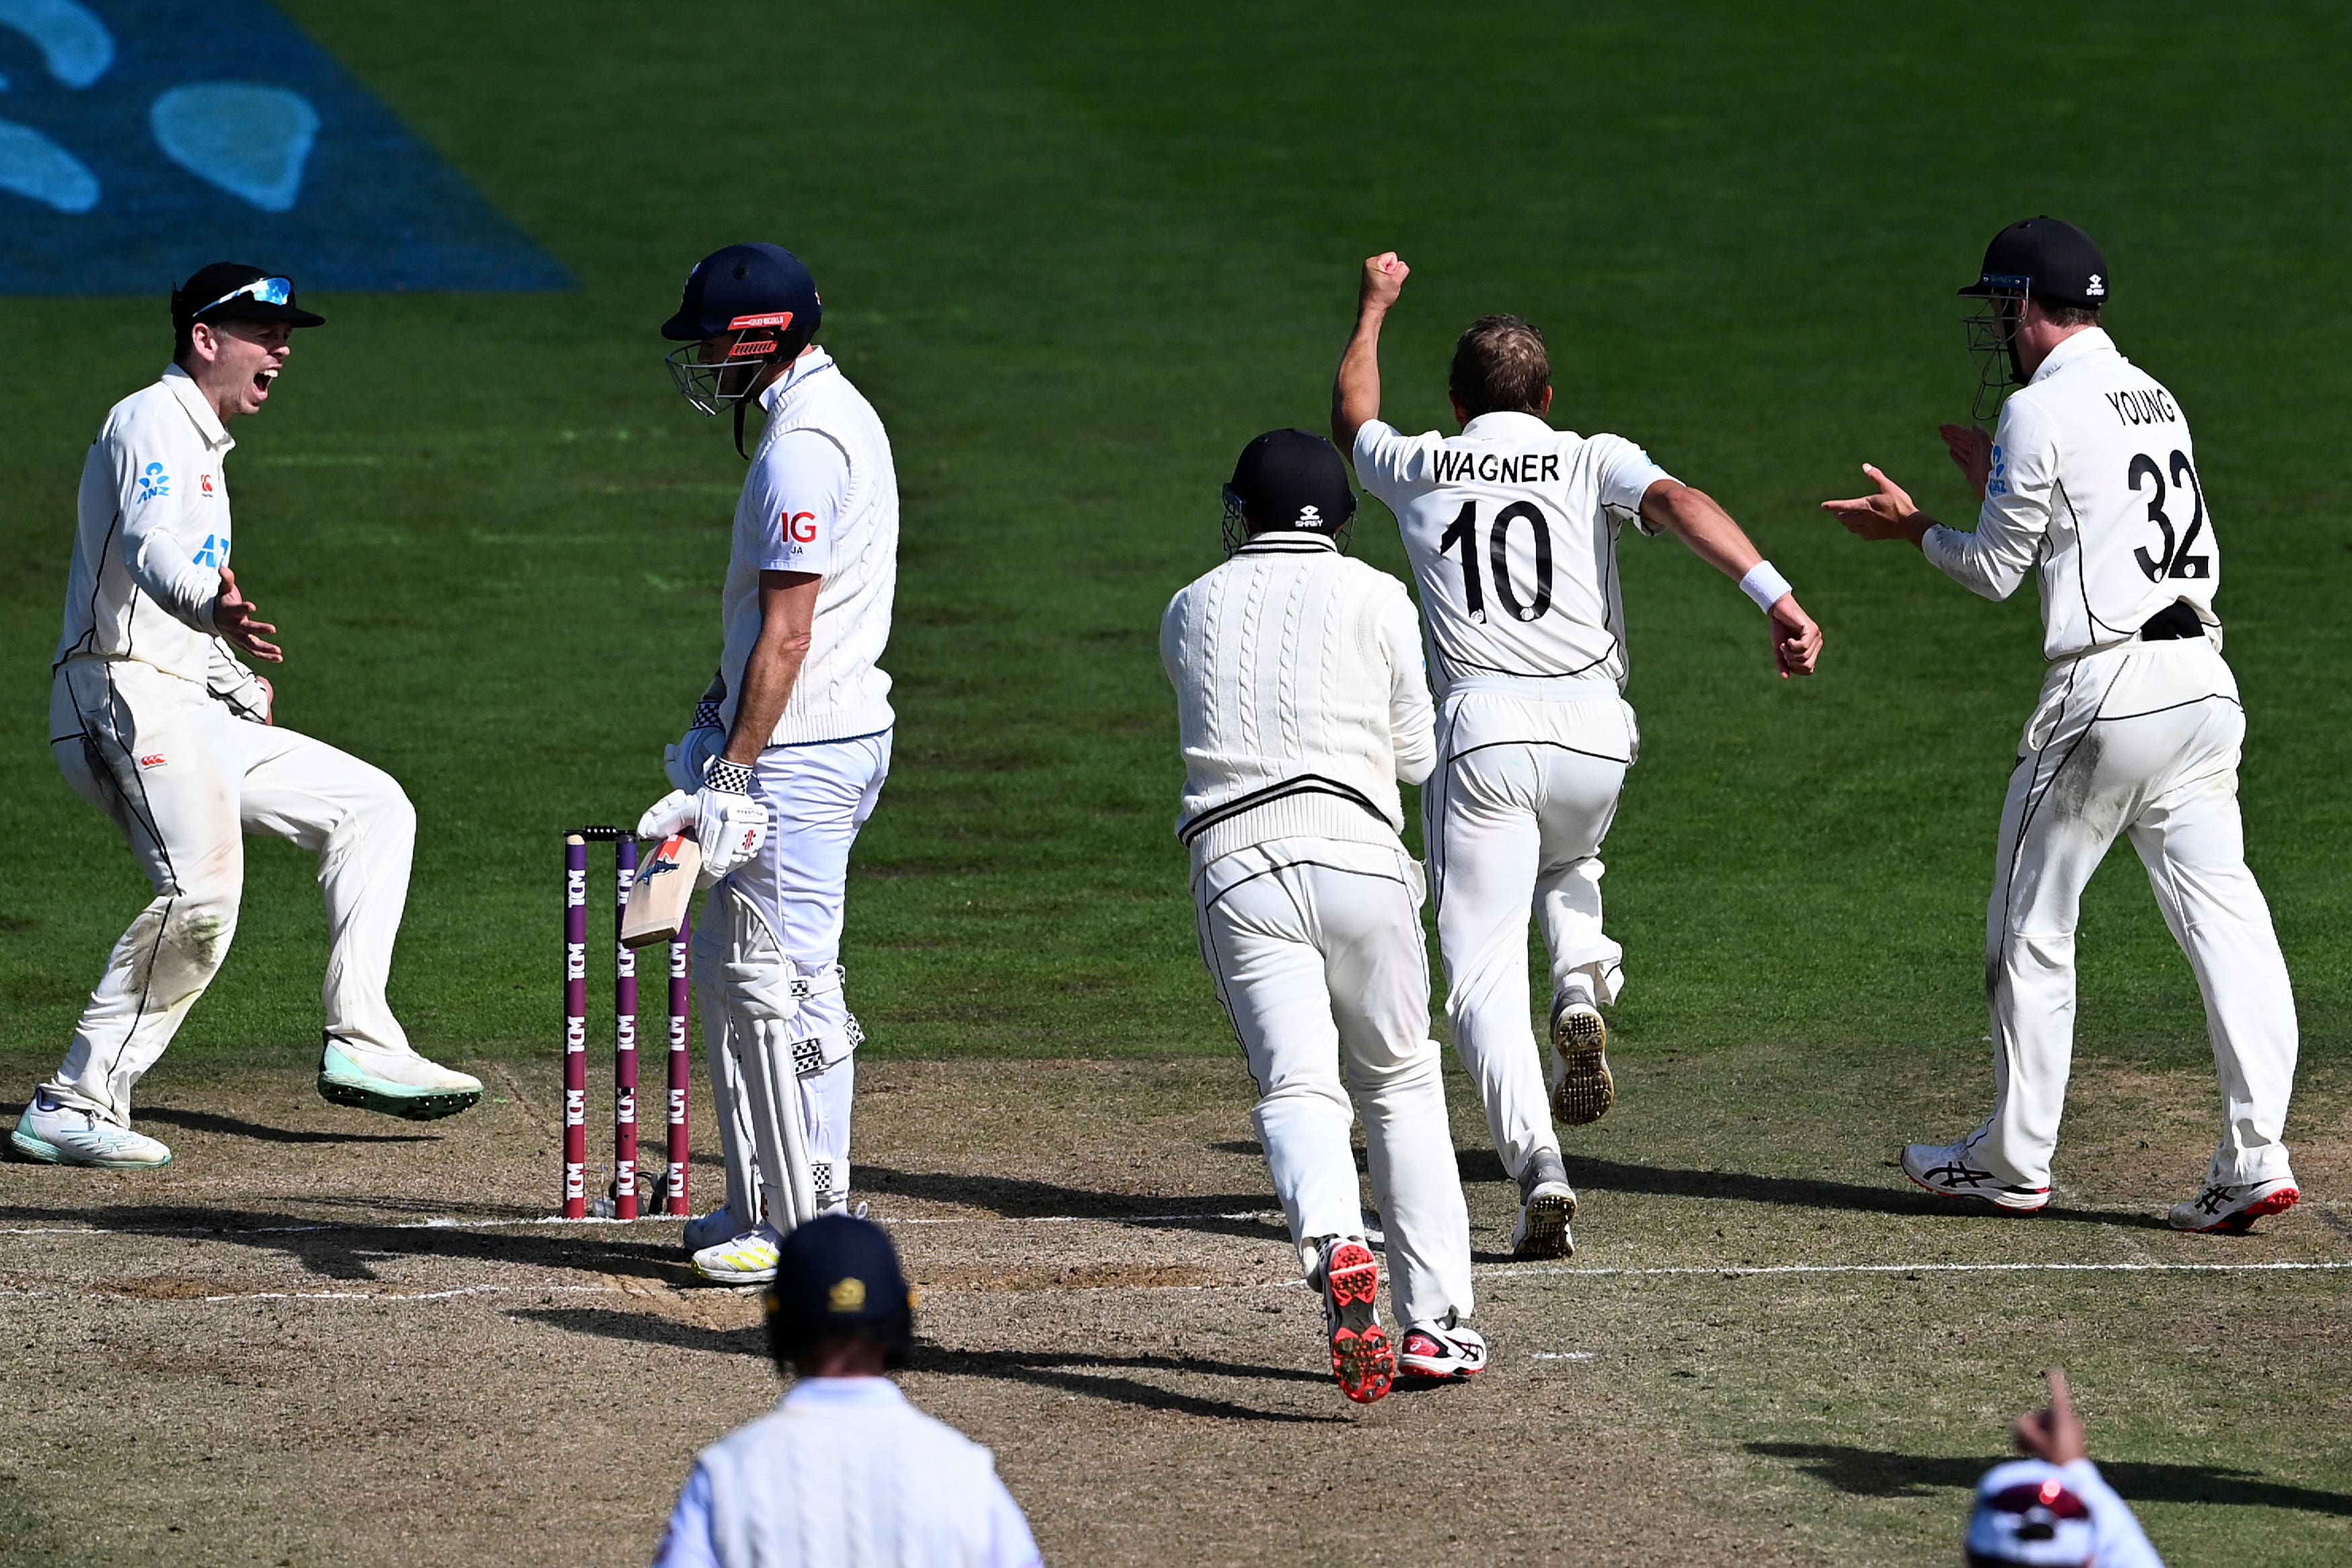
1397, 1314, 1488, 1382
2169, 1177, 2299, 1234
1315, 1238, 1394, 1405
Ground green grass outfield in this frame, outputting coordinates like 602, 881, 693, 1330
1, 2, 2347, 1560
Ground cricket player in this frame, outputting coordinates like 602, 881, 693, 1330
1825, 217, 2300, 1233
638, 243, 897, 1283
1165, 428, 1481, 1405
1335, 253, 1823, 1258
651, 1214, 1043, 1568
13, 264, 480, 1170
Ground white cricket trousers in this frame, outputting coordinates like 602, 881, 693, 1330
696, 731, 891, 1232
45, 657, 417, 1125
1193, 837, 1473, 1329
1426, 683, 1635, 1182
1972, 637, 2296, 1190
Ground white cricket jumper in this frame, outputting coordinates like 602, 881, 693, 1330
1925, 328, 2295, 1191
1163, 531, 1472, 1328
1354, 412, 1672, 1180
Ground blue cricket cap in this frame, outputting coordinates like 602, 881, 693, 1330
661, 241, 821, 348
763, 1214, 915, 1367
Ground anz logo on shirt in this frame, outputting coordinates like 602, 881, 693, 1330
134, 461, 170, 503
1987, 444, 2010, 498
190, 534, 229, 568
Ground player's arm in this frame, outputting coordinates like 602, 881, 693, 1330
1822, 402, 2050, 601
1332, 252, 1410, 458
722, 572, 819, 766
1379, 587, 1436, 784
1638, 479, 1822, 679
110, 425, 279, 660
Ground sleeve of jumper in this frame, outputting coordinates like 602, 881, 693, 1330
1921, 398, 2052, 601
747, 430, 852, 576
2059, 1460, 2166, 1568
110, 424, 220, 632
1589, 433, 1677, 534
1380, 585, 1436, 786
980, 1470, 1046, 1568
647, 1464, 722, 1568
1351, 420, 1433, 509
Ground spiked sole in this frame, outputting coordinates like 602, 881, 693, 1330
1322, 1242, 1394, 1404
2172, 1185, 2299, 1234
1549, 1008, 1614, 1126
318, 1076, 482, 1122
1510, 1190, 1576, 1260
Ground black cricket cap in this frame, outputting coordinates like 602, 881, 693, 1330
1228, 428, 1356, 535
171, 262, 325, 330
1959, 217, 2108, 311
662, 241, 822, 352
762, 1214, 916, 1368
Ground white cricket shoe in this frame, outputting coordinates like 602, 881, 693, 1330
318, 1036, 483, 1121
683, 1205, 743, 1253
1397, 1314, 1487, 1381
1900, 1140, 2050, 1213
692, 1224, 781, 1285
1548, 996, 1614, 1126
11, 1090, 172, 1169
2169, 1177, 2299, 1234
1511, 1148, 1578, 1260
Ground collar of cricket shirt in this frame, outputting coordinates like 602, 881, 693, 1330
1236, 529, 1339, 555
2028, 326, 2118, 386
159, 363, 234, 451
759, 346, 838, 413
782, 1376, 907, 1410
1459, 410, 1555, 441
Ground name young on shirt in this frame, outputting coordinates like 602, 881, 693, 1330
1434, 449, 1560, 486
2103, 388, 2178, 427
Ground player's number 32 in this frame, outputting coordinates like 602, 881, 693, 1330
2128, 449, 2211, 584
1440, 500, 1555, 624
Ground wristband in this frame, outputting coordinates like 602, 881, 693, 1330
1738, 560, 1794, 611
693, 700, 724, 730
705, 758, 754, 796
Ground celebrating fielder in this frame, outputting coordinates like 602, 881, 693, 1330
1825, 217, 2300, 1232
15, 264, 479, 1170
639, 244, 899, 1284
1335, 253, 1823, 1259
1165, 430, 1480, 1405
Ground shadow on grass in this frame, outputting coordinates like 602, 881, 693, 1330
513, 1306, 1345, 1424
134, 1105, 435, 1146
857, 1163, 1285, 1240
1748, 1442, 2352, 1514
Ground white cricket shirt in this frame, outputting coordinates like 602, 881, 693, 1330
1353, 410, 1674, 696
1161, 530, 1434, 868
1925, 328, 2221, 661
717, 350, 898, 746
56, 365, 240, 684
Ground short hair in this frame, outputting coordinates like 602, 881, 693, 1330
2035, 299, 2100, 329
1449, 315, 1551, 418
173, 321, 195, 365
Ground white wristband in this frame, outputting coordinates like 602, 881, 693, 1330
1738, 560, 1793, 611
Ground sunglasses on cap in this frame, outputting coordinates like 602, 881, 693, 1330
1985, 1478, 2090, 1520
195, 276, 295, 315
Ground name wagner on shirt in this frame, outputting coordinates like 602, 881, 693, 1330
1434, 449, 1561, 486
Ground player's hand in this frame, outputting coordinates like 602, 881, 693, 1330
211, 566, 283, 663
1767, 596, 1821, 679
1360, 252, 1410, 314
2012, 1368, 2090, 1467
1821, 465, 1924, 542
1940, 424, 1993, 500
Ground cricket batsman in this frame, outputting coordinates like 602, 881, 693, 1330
1825, 217, 2300, 1232
1334, 253, 1823, 1258
638, 243, 897, 1283
1165, 429, 1480, 1405
14, 264, 480, 1170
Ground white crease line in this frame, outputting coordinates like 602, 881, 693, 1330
1483, 1261, 2352, 1279
0, 1209, 1286, 1240
1529, 1351, 1597, 1361
0, 1283, 622, 1305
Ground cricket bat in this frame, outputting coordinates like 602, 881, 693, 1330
621, 833, 701, 947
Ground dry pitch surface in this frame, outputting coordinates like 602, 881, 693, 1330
3, 1048, 2347, 1567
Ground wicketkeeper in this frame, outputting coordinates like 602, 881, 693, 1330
639, 244, 899, 1284
1165, 429, 1480, 1405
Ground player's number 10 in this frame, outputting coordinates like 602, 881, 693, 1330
2128, 449, 2211, 583
1440, 500, 1555, 624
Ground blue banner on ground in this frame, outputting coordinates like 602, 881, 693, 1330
0, 0, 571, 293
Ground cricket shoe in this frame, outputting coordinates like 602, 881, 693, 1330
1548, 995, 1614, 1126
317, 1036, 483, 1121
683, 1205, 744, 1254
1510, 1147, 1578, 1260
10, 1090, 172, 1169
692, 1224, 781, 1285
1397, 1314, 1487, 1382
1900, 1140, 2050, 1213
1313, 1237, 1394, 1404
2168, 1177, 2300, 1234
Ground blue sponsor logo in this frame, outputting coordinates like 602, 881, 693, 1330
0, 0, 568, 293
1987, 443, 2009, 498
133, 459, 168, 501
189, 531, 225, 566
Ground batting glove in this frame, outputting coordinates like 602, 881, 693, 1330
663, 703, 727, 792
636, 761, 768, 886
